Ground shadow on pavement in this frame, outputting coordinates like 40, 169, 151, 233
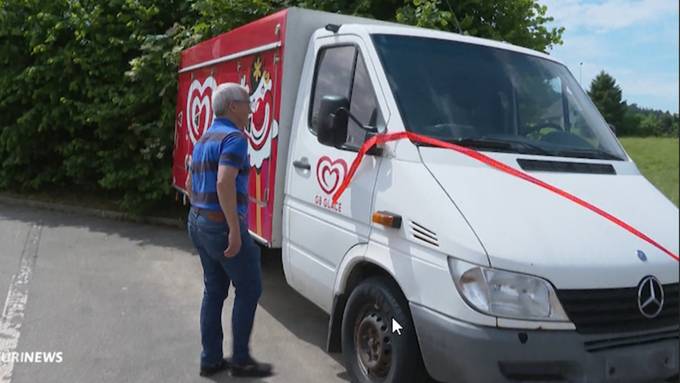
0, 201, 195, 252
204, 372, 269, 383
259, 251, 348, 377
0, 202, 350, 381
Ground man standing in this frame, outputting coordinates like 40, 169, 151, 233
187, 83, 273, 378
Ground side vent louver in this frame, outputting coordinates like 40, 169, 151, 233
410, 221, 439, 247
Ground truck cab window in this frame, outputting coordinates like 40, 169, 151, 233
347, 54, 382, 149
310, 46, 356, 135
518, 76, 565, 135
373, 34, 626, 160
310, 45, 383, 150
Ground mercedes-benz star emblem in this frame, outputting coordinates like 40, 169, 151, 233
637, 276, 664, 319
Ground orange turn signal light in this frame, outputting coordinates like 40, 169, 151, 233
372, 211, 402, 229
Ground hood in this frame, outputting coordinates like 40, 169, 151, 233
420, 148, 679, 289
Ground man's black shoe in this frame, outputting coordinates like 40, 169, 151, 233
229, 357, 273, 378
199, 359, 230, 377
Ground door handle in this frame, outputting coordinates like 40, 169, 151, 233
293, 158, 311, 170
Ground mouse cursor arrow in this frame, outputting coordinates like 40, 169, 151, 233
392, 319, 403, 335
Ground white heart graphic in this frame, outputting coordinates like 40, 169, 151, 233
242, 72, 278, 170
250, 101, 270, 143
248, 74, 273, 150
186, 76, 217, 144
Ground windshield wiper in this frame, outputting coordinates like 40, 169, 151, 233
414, 137, 512, 151
553, 148, 623, 161
442, 137, 551, 155
473, 137, 552, 155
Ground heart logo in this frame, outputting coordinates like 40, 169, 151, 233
316, 156, 347, 195
186, 76, 217, 144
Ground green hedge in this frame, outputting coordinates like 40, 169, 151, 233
0, 0, 562, 213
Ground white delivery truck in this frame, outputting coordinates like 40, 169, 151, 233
173, 8, 679, 383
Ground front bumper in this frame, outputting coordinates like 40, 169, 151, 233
411, 303, 679, 383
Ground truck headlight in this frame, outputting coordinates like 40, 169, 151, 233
449, 258, 569, 321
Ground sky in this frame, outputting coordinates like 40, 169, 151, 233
540, 0, 679, 113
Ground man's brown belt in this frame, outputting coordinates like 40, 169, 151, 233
195, 208, 226, 222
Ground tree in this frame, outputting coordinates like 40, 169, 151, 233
0, 0, 193, 209
638, 114, 659, 136
295, 0, 564, 52
0, 0, 566, 213
657, 113, 676, 136
619, 103, 679, 137
588, 71, 626, 133
396, 0, 564, 51
621, 108, 642, 136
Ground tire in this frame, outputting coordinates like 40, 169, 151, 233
341, 276, 428, 383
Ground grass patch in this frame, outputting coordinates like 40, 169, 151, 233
620, 137, 679, 206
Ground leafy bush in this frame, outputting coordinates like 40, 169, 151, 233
0, 0, 563, 213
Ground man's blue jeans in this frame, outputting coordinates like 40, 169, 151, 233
187, 208, 262, 368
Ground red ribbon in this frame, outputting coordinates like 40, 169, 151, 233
332, 131, 679, 262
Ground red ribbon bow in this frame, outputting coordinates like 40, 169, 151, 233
332, 131, 679, 262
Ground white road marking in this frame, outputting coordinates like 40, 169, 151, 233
0, 224, 42, 382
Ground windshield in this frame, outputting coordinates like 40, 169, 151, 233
372, 34, 626, 160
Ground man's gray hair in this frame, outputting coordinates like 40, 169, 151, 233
212, 83, 249, 117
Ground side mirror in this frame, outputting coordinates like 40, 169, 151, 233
608, 123, 617, 135
317, 95, 349, 147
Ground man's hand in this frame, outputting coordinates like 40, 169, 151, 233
185, 173, 192, 201
216, 164, 242, 258
224, 229, 242, 258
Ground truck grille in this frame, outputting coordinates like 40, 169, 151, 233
556, 283, 679, 334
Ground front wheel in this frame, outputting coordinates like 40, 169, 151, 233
341, 276, 428, 383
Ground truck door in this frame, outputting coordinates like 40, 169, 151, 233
284, 36, 388, 311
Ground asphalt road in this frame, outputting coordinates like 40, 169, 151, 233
0, 203, 349, 383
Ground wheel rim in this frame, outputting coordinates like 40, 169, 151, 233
354, 308, 392, 378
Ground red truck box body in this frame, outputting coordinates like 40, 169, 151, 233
173, 8, 391, 247
174, 11, 286, 245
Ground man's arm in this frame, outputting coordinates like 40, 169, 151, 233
185, 172, 192, 202
216, 165, 241, 258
